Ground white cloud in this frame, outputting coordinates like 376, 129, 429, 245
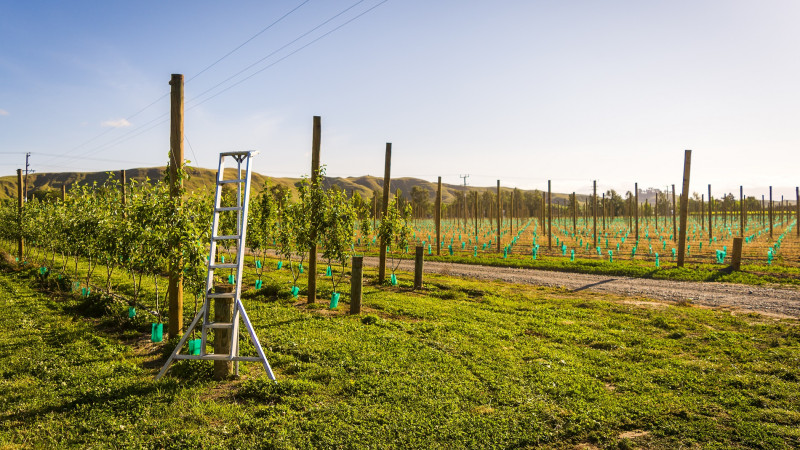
101, 118, 131, 128
0, 109, 9, 116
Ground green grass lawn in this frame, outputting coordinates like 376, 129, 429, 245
1, 260, 799, 448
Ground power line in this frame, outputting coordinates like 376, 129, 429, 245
188, 0, 311, 83
189, 0, 390, 109
187, 0, 368, 107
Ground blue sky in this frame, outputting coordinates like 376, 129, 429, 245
1, 0, 798, 199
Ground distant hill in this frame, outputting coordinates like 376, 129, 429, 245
0, 166, 585, 205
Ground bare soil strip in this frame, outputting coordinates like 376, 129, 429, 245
364, 257, 800, 318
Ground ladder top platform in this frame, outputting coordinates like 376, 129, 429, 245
220, 150, 260, 157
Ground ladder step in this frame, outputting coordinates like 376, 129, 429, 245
207, 292, 236, 299
174, 354, 262, 361
215, 206, 242, 212
204, 322, 234, 329
220, 179, 245, 184
209, 263, 238, 269
212, 235, 241, 241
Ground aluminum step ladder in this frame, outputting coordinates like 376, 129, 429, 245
156, 151, 276, 381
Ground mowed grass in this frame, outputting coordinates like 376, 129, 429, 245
1, 262, 799, 449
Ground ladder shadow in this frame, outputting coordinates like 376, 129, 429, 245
571, 278, 617, 293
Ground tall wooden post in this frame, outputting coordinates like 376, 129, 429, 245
61, 185, 66, 202
677, 150, 691, 267
796, 187, 799, 237
378, 143, 391, 282
168, 73, 184, 338
572, 192, 577, 235
701, 194, 704, 230
634, 182, 639, 243
602, 192, 606, 231
708, 185, 713, 241
16, 169, 24, 261
308, 116, 321, 303
350, 256, 363, 314
671, 184, 677, 242
547, 180, 552, 248
474, 191, 478, 238
510, 190, 514, 236
496, 180, 501, 252
740, 186, 745, 236
592, 181, 597, 248
655, 191, 659, 229
769, 186, 773, 239
436, 177, 442, 256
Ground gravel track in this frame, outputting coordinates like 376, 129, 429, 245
363, 257, 800, 318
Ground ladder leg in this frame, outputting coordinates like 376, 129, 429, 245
155, 306, 206, 380
239, 303, 276, 382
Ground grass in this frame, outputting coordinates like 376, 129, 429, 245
1, 256, 799, 448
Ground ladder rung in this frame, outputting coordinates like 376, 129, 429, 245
212, 235, 241, 241
174, 354, 262, 362
204, 322, 234, 328
215, 206, 241, 212
209, 263, 238, 269
220, 179, 245, 184
207, 292, 236, 299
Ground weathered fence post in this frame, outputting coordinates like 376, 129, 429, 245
593, 180, 598, 248
378, 143, 391, 283
120, 170, 127, 208
670, 185, 676, 242
61, 184, 66, 202
436, 177, 442, 256
213, 284, 234, 380
510, 189, 514, 236
730, 237, 743, 271
769, 186, 773, 239
634, 182, 639, 243
708, 185, 713, 241
17, 169, 23, 261
677, 150, 692, 268
350, 256, 363, 314
168, 73, 184, 338
547, 180, 552, 248
496, 180, 501, 253
740, 186, 745, 236
308, 116, 321, 303
572, 192, 577, 235
414, 246, 424, 289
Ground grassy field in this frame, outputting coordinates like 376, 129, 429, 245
1, 257, 799, 448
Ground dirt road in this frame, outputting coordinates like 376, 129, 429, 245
363, 257, 800, 318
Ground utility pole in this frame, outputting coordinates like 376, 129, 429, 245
459, 174, 469, 186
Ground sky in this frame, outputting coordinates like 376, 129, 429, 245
1, 0, 799, 199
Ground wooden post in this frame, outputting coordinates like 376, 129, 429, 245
213, 284, 234, 380
769, 186, 773, 239
740, 186, 745, 236
672, 184, 677, 242
677, 150, 691, 268
496, 180, 501, 252
701, 194, 704, 230
510, 190, 514, 236
61, 184, 66, 202
602, 192, 606, 231
547, 180, 552, 248
350, 256, 363, 314
414, 246, 424, 289
436, 177, 442, 256
572, 192, 577, 235
16, 169, 23, 261
168, 73, 184, 338
796, 187, 799, 237
655, 191, 659, 229
708, 185, 713, 241
474, 191, 478, 238
592, 180, 597, 248
308, 116, 321, 303
378, 143, 391, 282
634, 182, 639, 243
730, 237, 743, 271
